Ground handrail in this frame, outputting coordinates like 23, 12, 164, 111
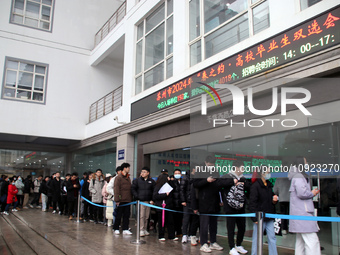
94, 1, 126, 47
89, 85, 123, 123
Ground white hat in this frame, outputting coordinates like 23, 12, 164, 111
105, 173, 112, 178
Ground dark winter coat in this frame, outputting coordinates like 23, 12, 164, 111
66, 178, 80, 202
23, 178, 32, 194
153, 181, 175, 209
171, 178, 184, 208
179, 175, 193, 206
249, 178, 276, 222
51, 178, 61, 201
131, 176, 155, 201
81, 178, 91, 199
39, 181, 49, 195
114, 173, 132, 203
193, 178, 222, 214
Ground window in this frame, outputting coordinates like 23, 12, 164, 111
189, 0, 269, 66
135, 0, 173, 94
10, 0, 54, 31
2, 58, 48, 103
300, 0, 323, 11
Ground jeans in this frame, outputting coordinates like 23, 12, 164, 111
112, 201, 117, 225
41, 194, 48, 211
5, 201, 18, 212
252, 220, 278, 255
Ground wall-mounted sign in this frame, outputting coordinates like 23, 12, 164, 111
131, 6, 340, 121
118, 149, 125, 160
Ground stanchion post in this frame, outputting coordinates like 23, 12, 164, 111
257, 211, 263, 255
76, 192, 81, 223
131, 200, 145, 244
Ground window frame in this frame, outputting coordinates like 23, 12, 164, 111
134, 0, 174, 95
189, 0, 269, 66
1, 57, 49, 104
10, 0, 55, 32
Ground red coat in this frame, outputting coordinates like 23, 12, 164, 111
7, 184, 18, 204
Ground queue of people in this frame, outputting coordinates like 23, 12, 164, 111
0, 156, 322, 255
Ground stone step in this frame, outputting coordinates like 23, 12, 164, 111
1, 214, 65, 255
0, 216, 36, 255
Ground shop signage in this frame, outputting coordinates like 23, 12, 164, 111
131, 6, 340, 121
118, 149, 125, 160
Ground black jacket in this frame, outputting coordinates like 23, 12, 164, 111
51, 178, 61, 200
81, 178, 91, 199
153, 181, 174, 209
40, 181, 49, 195
179, 175, 193, 206
249, 179, 276, 222
131, 176, 155, 201
0, 180, 9, 197
193, 178, 222, 214
66, 178, 80, 202
220, 173, 251, 214
171, 178, 184, 208
23, 178, 32, 193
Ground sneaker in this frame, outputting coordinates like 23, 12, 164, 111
12, 209, 18, 212
114, 230, 120, 235
36, 205, 41, 209
200, 244, 212, 253
123, 230, 133, 235
28, 204, 34, 208
230, 248, 240, 255
52, 210, 57, 214
3, 211, 9, 216
23, 206, 29, 209
42, 209, 47, 212
144, 230, 150, 236
172, 237, 179, 241
89, 219, 95, 223
210, 242, 224, 251
235, 246, 247, 254
159, 238, 166, 241
182, 235, 188, 243
108, 223, 112, 227
282, 230, 288, 235
191, 236, 198, 246
58, 211, 62, 215
140, 230, 145, 237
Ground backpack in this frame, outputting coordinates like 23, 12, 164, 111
226, 183, 245, 210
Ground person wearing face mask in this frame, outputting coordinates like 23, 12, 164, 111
288, 157, 321, 255
3, 177, 19, 215
15, 176, 25, 209
249, 165, 278, 255
171, 169, 184, 237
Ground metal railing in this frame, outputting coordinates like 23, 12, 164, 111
89, 85, 123, 123
94, 1, 126, 47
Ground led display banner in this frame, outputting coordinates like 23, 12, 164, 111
131, 6, 340, 121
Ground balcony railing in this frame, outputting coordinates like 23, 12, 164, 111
94, 1, 126, 47
89, 85, 123, 123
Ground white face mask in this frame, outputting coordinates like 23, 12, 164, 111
174, 174, 181, 179
264, 173, 271, 180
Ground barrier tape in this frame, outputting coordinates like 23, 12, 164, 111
81, 197, 340, 222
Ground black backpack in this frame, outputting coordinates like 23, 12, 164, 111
226, 183, 245, 210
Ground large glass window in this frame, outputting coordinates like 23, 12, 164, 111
135, 0, 173, 94
2, 58, 48, 103
10, 0, 54, 31
189, 0, 270, 66
301, 0, 323, 11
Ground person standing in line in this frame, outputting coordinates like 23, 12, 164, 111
60, 174, 70, 215
172, 169, 184, 237
89, 169, 105, 224
0, 176, 9, 214
15, 176, 24, 209
249, 166, 278, 255
288, 157, 321, 255
66, 172, 80, 220
51, 172, 62, 214
107, 166, 122, 227
40, 176, 50, 212
102, 173, 113, 225
23, 175, 33, 209
113, 163, 133, 235
131, 166, 155, 237
220, 160, 251, 255
29, 175, 42, 209
80, 172, 91, 221
3, 177, 19, 215
193, 155, 224, 253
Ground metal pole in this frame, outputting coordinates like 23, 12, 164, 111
257, 211, 263, 255
131, 201, 145, 244
76, 192, 81, 223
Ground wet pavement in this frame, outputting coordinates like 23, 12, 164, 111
0, 207, 296, 255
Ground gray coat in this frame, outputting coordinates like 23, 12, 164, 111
288, 167, 319, 233
89, 176, 104, 203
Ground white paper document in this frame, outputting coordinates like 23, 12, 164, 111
158, 182, 173, 194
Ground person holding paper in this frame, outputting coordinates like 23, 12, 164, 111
153, 172, 178, 242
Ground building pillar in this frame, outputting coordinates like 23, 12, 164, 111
116, 133, 135, 175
